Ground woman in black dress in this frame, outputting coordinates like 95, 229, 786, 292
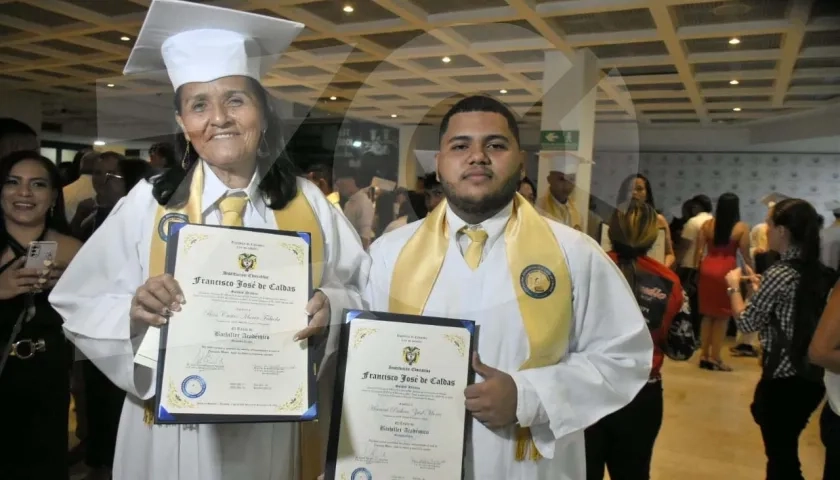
0, 150, 82, 479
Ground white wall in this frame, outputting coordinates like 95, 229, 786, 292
411, 122, 840, 154
590, 151, 840, 228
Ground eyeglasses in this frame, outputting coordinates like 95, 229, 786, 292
105, 172, 124, 182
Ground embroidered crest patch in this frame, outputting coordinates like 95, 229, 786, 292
158, 213, 188, 241
520, 264, 556, 299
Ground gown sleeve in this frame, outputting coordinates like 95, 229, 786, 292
509, 232, 653, 459
49, 181, 156, 399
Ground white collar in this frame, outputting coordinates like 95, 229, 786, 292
446, 200, 513, 249
200, 160, 267, 221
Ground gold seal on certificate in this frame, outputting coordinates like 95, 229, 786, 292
153, 223, 317, 424
325, 310, 475, 480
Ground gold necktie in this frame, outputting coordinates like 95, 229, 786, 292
218, 194, 248, 227
461, 227, 488, 270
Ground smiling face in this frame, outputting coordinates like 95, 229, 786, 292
436, 111, 523, 217
2, 158, 56, 227
175, 75, 265, 170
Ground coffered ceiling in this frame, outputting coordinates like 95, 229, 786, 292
1, 0, 839, 132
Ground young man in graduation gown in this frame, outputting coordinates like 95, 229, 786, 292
535, 155, 582, 230
364, 96, 653, 479
49, 2, 368, 479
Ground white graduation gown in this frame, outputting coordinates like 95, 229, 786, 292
364, 204, 652, 480
50, 167, 370, 480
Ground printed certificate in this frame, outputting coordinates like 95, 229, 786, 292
325, 310, 475, 480
153, 223, 317, 424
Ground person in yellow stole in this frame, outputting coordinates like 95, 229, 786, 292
48, 1, 369, 479
364, 96, 653, 479
535, 154, 583, 230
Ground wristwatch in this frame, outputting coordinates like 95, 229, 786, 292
726, 287, 738, 296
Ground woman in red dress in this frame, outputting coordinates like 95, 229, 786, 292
695, 193, 752, 371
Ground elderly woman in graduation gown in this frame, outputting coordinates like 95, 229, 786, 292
49, 2, 369, 479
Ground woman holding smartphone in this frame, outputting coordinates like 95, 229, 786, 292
0, 150, 81, 479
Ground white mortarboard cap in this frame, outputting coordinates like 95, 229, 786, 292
546, 152, 584, 175
760, 192, 789, 208
414, 150, 437, 174
123, 0, 304, 91
826, 200, 840, 214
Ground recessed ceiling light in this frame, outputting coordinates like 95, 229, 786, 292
442, 56, 451, 63
106, 83, 115, 88
343, 4, 354, 13
733, 107, 741, 112
120, 36, 131, 42
391, 114, 398, 118
352, 140, 362, 148
729, 37, 741, 45
499, 89, 507, 94
330, 96, 337, 100
730, 79, 739, 85
93, 140, 106, 146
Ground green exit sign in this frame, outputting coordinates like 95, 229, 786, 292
541, 130, 579, 151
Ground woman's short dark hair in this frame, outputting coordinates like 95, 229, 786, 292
0, 150, 70, 237
152, 76, 298, 210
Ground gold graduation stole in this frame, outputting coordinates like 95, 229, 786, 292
538, 193, 580, 230
142, 161, 325, 425
388, 193, 573, 461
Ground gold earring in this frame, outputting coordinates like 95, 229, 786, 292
181, 141, 191, 170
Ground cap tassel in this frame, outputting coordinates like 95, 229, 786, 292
143, 399, 155, 426
514, 426, 542, 462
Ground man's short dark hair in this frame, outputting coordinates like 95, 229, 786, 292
306, 163, 333, 186
692, 194, 713, 213
0, 118, 36, 137
149, 142, 177, 168
438, 95, 520, 146
423, 172, 441, 192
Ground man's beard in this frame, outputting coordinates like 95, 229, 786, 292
441, 171, 520, 218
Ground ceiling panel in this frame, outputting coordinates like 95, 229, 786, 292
551, 10, 655, 34
693, 60, 777, 72
300, 1, 398, 24
685, 34, 782, 54
673, 1, 788, 27
62, 0, 147, 16
3, 2, 85, 27
0, 0, 835, 128
365, 30, 443, 49
588, 41, 668, 59
412, 0, 508, 15
451, 21, 540, 43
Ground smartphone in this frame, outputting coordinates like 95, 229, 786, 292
25, 241, 58, 269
